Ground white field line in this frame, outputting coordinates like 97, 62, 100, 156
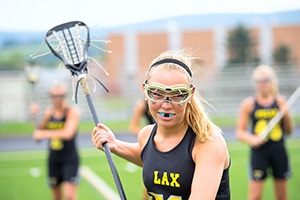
79, 165, 119, 200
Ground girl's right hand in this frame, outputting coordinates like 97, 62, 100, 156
250, 134, 265, 148
91, 123, 117, 152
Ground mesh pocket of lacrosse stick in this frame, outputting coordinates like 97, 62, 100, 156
45, 21, 108, 102
45, 21, 89, 75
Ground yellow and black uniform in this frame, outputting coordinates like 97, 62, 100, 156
46, 109, 80, 187
141, 124, 230, 200
249, 99, 291, 180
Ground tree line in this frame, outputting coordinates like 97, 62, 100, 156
0, 24, 293, 70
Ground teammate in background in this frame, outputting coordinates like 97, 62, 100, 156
92, 50, 231, 199
236, 64, 293, 200
30, 83, 81, 200
129, 99, 156, 199
130, 99, 156, 136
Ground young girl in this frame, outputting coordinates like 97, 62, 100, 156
236, 64, 293, 200
92, 50, 230, 200
30, 83, 81, 200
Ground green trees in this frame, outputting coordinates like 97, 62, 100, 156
0, 43, 45, 70
272, 44, 292, 64
226, 24, 293, 67
226, 24, 259, 66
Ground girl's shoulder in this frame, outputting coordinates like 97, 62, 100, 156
44, 107, 53, 117
193, 129, 229, 167
67, 105, 81, 115
240, 96, 255, 112
194, 129, 227, 153
241, 96, 255, 105
138, 124, 155, 148
276, 94, 287, 104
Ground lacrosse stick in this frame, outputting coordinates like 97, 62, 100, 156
259, 85, 300, 140
45, 21, 127, 200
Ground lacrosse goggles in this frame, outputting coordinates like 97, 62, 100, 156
143, 82, 195, 106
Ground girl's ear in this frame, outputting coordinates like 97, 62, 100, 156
141, 83, 146, 98
192, 85, 196, 95
141, 83, 145, 92
189, 86, 196, 101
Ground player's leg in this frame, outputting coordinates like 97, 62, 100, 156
273, 179, 288, 200
48, 159, 63, 200
51, 186, 62, 200
248, 180, 264, 200
64, 182, 78, 200
248, 149, 268, 200
62, 158, 79, 200
271, 147, 290, 200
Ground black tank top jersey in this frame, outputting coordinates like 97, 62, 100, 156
45, 109, 78, 160
250, 99, 284, 147
144, 102, 156, 124
141, 125, 230, 200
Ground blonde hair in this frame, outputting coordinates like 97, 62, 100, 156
252, 64, 279, 96
49, 82, 68, 95
145, 50, 220, 142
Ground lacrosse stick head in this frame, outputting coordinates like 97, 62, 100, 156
45, 21, 90, 76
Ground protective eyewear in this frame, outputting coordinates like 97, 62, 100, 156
255, 78, 271, 84
144, 82, 194, 106
49, 94, 65, 99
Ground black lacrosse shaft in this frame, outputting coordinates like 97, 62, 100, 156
79, 78, 127, 200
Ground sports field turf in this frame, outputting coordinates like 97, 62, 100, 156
0, 139, 299, 200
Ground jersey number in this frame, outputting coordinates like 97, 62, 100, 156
51, 138, 63, 150
148, 192, 182, 200
254, 119, 282, 141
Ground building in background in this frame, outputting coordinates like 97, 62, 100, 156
102, 10, 300, 93
0, 10, 299, 122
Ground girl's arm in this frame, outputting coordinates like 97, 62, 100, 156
92, 123, 143, 166
236, 97, 264, 148
189, 132, 229, 200
277, 95, 294, 135
33, 106, 81, 141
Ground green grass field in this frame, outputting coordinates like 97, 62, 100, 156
0, 139, 299, 200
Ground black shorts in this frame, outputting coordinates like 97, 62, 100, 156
48, 156, 79, 188
249, 145, 291, 181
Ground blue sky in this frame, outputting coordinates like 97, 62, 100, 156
1, 0, 300, 32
